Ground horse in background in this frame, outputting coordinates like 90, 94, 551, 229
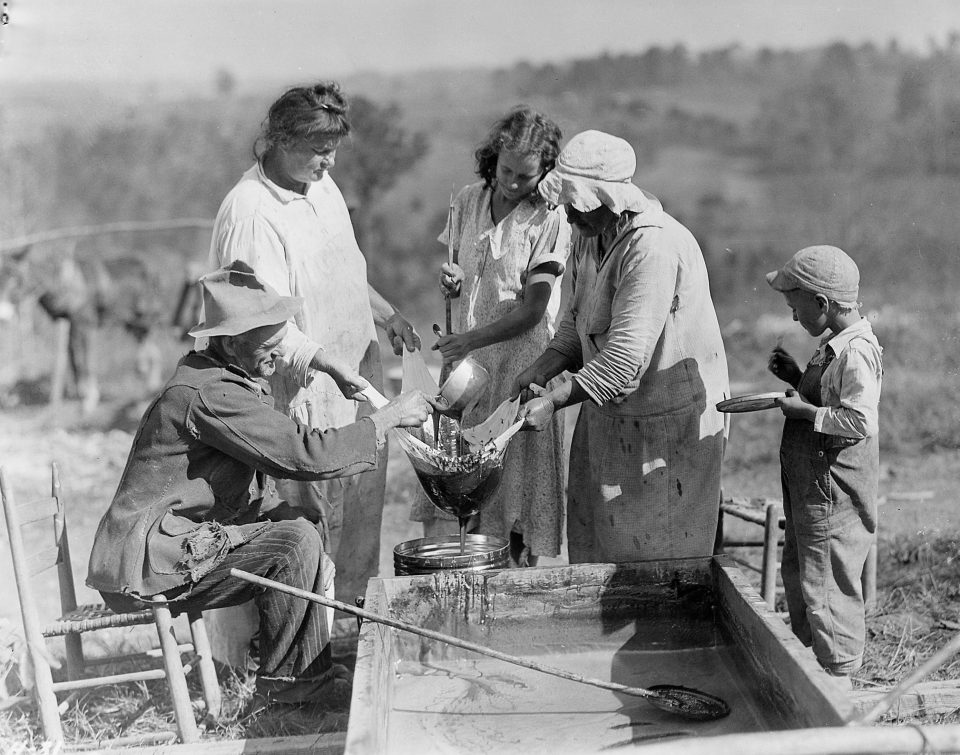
0, 242, 165, 416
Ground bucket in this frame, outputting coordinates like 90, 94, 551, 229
394, 534, 509, 576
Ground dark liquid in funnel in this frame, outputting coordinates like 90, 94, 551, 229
414, 466, 504, 520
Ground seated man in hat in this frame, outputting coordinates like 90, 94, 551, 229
87, 261, 439, 709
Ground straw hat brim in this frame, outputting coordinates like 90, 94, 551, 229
188, 297, 302, 338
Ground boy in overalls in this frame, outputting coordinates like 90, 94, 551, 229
767, 245, 883, 683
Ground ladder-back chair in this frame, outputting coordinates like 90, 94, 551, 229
1, 463, 222, 747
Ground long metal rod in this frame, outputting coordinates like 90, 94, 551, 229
229, 568, 660, 701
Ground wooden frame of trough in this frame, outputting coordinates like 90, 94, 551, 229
344, 555, 855, 754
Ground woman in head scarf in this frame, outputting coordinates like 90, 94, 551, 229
515, 130, 730, 563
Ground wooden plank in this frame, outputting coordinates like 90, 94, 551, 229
78, 732, 346, 755
16, 495, 59, 524
852, 680, 960, 720
631, 724, 960, 755
25, 545, 60, 576
52, 667, 168, 692
714, 557, 854, 727
346, 579, 392, 754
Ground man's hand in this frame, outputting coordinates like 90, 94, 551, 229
370, 390, 441, 438
439, 262, 464, 298
312, 350, 368, 400
384, 313, 421, 355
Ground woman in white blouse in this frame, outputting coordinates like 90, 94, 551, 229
206, 81, 420, 644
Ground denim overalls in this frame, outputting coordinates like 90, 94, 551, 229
779, 347, 878, 675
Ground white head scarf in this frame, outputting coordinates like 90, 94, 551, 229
538, 130, 651, 214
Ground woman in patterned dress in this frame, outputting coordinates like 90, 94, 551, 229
412, 106, 571, 567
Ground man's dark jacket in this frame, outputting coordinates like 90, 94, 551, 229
87, 349, 379, 598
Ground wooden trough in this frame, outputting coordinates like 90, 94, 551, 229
345, 556, 854, 754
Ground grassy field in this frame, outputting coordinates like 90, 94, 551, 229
0, 284, 959, 748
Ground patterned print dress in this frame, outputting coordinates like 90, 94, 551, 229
411, 182, 571, 557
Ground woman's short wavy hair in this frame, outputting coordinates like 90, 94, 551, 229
474, 106, 562, 191
254, 81, 351, 159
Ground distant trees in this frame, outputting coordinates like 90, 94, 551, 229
334, 97, 429, 246
16, 94, 427, 242
505, 40, 960, 177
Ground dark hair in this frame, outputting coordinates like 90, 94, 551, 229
474, 106, 562, 191
254, 81, 351, 160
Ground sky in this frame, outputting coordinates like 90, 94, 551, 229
1, 0, 959, 88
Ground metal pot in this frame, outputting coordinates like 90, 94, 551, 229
437, 356, 490, 415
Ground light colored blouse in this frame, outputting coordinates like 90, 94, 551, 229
208, 163, 381, 428
441, 182, 570, 337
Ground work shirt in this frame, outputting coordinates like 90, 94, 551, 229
549, 192, 729, 420
86, 349, 379, 598
810, 318, 883, 439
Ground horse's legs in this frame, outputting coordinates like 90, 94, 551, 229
68, 318, 100, 415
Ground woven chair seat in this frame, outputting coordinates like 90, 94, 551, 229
42, 604, 155, 636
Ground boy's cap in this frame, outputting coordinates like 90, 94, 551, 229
765, 245, 859, 305
189, 260, 302, 338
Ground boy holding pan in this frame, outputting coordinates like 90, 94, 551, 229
767, 245, 883, 685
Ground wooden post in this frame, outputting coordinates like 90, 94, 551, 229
761, 501, 783, 610
863, 538, 878, 610
49, 318, 70, 412
188, 611, 222, 721
51, 463, 85, 680
152, 598, 199, 743
1, 469, 65, 744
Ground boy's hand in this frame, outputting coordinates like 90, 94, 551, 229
768, 345, 802, 387
775, 389, 817, 421
439, 262, 464, 298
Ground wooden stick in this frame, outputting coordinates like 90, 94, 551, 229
0, 218, 214, 255
634, 725, 960, 755
848, 628, 960, 725
439, 189, 456, 389
229, 568, 660, 701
